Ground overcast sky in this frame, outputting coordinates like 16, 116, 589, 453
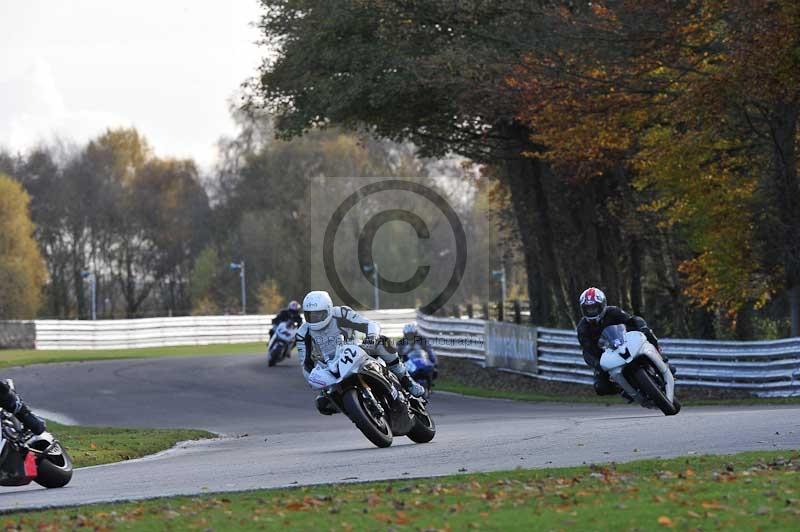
0, 1, 263, 169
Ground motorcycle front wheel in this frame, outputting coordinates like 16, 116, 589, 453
268, 342, 284, 367
632, 366, 679, 416
342, 387, 393, 448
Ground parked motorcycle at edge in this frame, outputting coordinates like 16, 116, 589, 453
308, 343, 436, 448
599, 325, 681, 416
0, 380, 73, 489
267, 320, 298, 367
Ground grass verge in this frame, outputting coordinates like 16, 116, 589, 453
436, 379, 800, 407
0, 343, 264, 370
437, 379, 607, 404
46, 421, 215, 468
3, 450, 798, 529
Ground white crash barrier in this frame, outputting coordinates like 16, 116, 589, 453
34, 315, 275, 350
417, 312, 800, 398
31, 309, 416, 350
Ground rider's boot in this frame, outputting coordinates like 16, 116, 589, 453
373, 339, 426, 398
387, 360, 424, 397
400, 375, 425, 398
315, 394, 338, 416
620, 391, 636, 404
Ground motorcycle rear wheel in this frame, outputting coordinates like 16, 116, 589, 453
34, 446, 73, 489
407, 404, 436, 443
342, 388, 393, 448
632, 366, 678, 416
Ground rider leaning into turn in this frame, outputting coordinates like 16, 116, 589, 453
296, 291, 425, 415
269, 300, 303, 339
0, 379, 46, 435
398, 322, 437, 365
576, 287, 672, 396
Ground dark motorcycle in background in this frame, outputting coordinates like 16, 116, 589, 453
0, 380, 73, 489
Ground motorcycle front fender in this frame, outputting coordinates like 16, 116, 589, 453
608, 367, 642, 403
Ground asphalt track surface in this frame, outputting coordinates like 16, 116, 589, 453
1, 353, 799, 511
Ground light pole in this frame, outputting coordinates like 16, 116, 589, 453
229, 261, 246, 314
491, 259, 507, 304
80, 271, 96, 320
362, 263, 380, 310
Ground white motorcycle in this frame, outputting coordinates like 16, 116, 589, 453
267, 321, 298, 367
599, 325, 681, 416
307, 342, 436, 448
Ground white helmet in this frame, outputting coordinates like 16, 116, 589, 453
302, 290, 333, 330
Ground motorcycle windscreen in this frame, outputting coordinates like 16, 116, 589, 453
599, 324, 626, 349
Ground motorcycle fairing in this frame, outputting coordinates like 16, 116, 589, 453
600, 330, 676, 403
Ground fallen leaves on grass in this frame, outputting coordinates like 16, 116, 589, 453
657, 515, 674, 526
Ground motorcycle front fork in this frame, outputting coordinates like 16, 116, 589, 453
356, 376, 385, 418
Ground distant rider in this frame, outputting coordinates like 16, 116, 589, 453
269, 300, 303, 340
576, 287, 671, 396
296, 291, 425, 415
0, 379, 45, 435
398, 323, 437, 367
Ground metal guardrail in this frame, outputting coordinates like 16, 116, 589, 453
418, 313, 800, 398
416, 313, 485, 361
18, 309, 416, 351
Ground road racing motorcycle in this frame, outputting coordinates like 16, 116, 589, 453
599, 325, 681, 416
0, 380, 73, 489
402, 347, 437, 399
267, 320, 298, 367
308, 342, 436, 448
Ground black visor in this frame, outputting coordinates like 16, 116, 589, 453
304, 310, 329, 323
582, 302, 602, 318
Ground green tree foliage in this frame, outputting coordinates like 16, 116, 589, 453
249, 1, 691, 332
0, 174, 46, 319
256, 278, 285, 314
211, 112, 496, 311
190, 245, 222, 311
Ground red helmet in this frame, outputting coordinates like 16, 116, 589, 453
579, 287, 607, 321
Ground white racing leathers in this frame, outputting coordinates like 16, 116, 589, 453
297, 306, 409, 386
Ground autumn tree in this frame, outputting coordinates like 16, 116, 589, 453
511, 0, 800, 335
2, 129, 212, 318
0, 174, 47, 319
